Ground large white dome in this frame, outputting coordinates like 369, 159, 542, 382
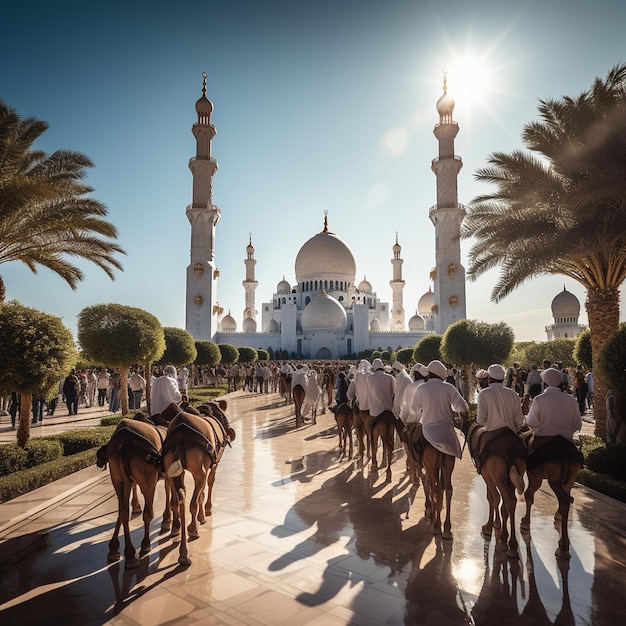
295, 218, 356, 283
301, 292, 347, 331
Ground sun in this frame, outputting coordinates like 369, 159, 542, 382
445, 53, 495, 108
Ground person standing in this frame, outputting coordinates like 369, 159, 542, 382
108, 369, 121, 413
150, 365, 182, 416
97, 369, 110, 406
573, 365, 588, 416
62, 370, 80, 416
525, 368, 582, 442
86, 369, 97, 408
128, 370, 146, 410
177, 366, 190, 401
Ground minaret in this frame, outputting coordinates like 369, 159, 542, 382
242, 233, 258, 322
429, 71, 467, 333
390, 232, 405, 331
185, 72, 221, 340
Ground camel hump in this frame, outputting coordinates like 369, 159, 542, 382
111, 418, 163, 451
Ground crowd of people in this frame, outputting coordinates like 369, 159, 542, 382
3, 355, 622, 447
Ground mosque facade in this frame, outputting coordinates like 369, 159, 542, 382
185, 74, 468, 358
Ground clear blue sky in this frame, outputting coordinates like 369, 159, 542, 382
1, 0, 625, 343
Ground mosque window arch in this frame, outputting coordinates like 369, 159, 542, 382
324, 280, 328, 290
315, 280, 318, 290
282, 297, 286, 304
305, 296, 311, 305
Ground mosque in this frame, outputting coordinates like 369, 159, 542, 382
183, 74, 588, 358
183, 72, 467, 359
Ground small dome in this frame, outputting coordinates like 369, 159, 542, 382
418, 288, 435, 315
266, 319, 279, 332
370, 318, 381, 331
551, 287, 580, 321
242, 316, 257, 332
358, 276, 372, 292
436, 73, 455, 122
276, 278, 291, 294
301, 292, 347, 332
221, 314, 236, 332
196, 95, 213, 115
408, 313, 425, 331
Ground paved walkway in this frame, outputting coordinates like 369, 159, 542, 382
0, 392, 624, 625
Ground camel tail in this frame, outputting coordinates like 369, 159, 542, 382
167, 436, 185, 479
509, 464, 525, 495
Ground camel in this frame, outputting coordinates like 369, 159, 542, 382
420, 442, 456, 539
292, 384, 306, 427
519, 434, 583, 559
370, 410, 396, 480
97, 417, 169, 568
329, 402, 353, 459
161, 401, 234, 565
353, 405, 373, 461
462, 421, 528, 557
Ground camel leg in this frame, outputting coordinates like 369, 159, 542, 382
521, 471, 542, 530
204, 464, 218, 518
441, 457, 455, 540
160, 477, 172, 532
188, 470, 205, 539
139, 479, 156, 556
119, 479, 139, 568
385, 428, 394, 482
549, 478, 572, 559
482, 478, 498, 539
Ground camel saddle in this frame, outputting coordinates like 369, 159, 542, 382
519, 431, 585, 469
462, 421, 527, 474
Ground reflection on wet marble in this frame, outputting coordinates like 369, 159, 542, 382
1, 391, 625, 625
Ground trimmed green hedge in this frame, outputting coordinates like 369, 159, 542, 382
0, 448, 100, 503
0, 439, 64, 477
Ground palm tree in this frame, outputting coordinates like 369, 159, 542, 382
461, 64, 626, 439
0, 101, 125, 299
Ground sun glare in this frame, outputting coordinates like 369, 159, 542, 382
446, 53, 494, 108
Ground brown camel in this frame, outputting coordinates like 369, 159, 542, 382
330, 402, 353, 459
161, 402, 234, 565
370, 410, 396, 480
97, 417, 169, 568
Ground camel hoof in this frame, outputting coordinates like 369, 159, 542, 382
171, 528, 181, 538
520, 520, 530, 531
178, 556, 192, 566
139, 544, 150, 556
556, 548, 571, 560
107, 551, 121, 563
442, 531, 453, 540
125, 556, 139, 569
160, 521, 172, 533
481, 529, 492, 541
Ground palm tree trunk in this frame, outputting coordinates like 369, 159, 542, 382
16, 393, 32, 448
586, 286, 620, 440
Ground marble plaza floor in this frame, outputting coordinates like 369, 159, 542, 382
0, 391, 625, 625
